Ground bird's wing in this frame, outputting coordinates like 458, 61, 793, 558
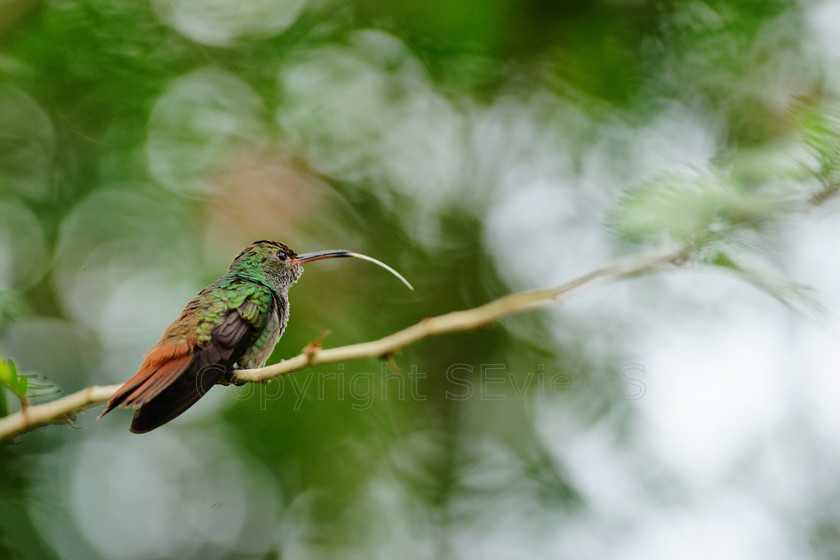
97, 341, 195, 418
99, 285, 275, 432
126, 309, 253, 433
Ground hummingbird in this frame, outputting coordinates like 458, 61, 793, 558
99, 240, 412, 433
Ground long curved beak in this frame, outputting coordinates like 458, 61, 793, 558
293, 250, 414, 291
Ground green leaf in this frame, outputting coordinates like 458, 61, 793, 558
0, 358, 27, 413
24, 374, 60, 400
707, 245, 821, 316
0, 359, 26, 398
611, 169, 788, 247
0, 358, 61, 413
796, 101, 840, 186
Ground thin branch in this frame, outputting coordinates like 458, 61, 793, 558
0, 246, 686, 442
0, 385, 120, 441
235, 246, 685, 382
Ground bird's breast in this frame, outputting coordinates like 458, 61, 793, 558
239, 294, 288, 369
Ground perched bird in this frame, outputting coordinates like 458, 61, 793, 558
99, 240, 412, 433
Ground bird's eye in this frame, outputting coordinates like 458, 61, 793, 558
277, 252, 287, 262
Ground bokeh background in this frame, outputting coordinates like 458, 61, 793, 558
3, 0, 840, 558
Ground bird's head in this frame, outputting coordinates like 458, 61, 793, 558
229, 240, 413, 294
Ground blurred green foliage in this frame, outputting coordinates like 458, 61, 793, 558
1, 0, 839, 558
0, 357, 59, 418
0, 358, 23, 417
